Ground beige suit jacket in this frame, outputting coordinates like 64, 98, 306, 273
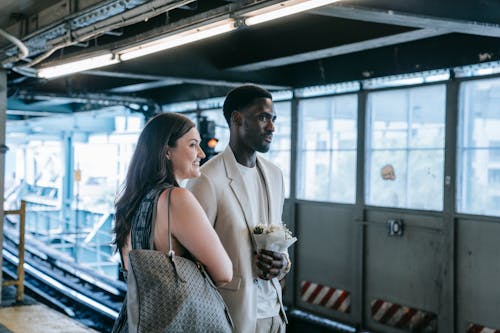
187, 146, 288, 333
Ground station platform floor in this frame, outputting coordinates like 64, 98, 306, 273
0, 286, 97, 333
0, 284, 358, 333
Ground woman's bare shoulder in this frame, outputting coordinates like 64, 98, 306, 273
158, 186, 199, 207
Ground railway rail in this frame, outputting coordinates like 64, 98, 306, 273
2, 227, 125, 333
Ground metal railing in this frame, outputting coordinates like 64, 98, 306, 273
3, 200, 26, 301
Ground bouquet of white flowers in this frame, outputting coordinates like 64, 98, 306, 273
253, 223, 297, 252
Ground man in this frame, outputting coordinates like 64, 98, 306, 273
187, 84, 291, 333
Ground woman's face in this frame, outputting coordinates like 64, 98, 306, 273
168, 127, 206, 183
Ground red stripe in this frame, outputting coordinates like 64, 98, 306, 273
300, 281, 311, 296
306, 285, 324, 303
413, 313, 436, 332
396, 308, 416, 328
379, 304, 400, 324
467, 325, 483, 333
319, 287, 336, 307
331, 290, 348, 310
371, 299, 384, 316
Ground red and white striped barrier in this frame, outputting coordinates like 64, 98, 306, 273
300, 280, 351, 313
371, 299, 437, 332
467, 323, 500, 333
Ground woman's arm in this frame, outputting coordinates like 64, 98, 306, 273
120, 233, 132, 271
155, 187, 233, 286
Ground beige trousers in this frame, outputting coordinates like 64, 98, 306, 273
255, 315, 286, 333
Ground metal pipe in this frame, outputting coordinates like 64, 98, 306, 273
2, 0, 196, 68
0, 29, 29, 60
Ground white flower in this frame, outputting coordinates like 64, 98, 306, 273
253, 223, 266, 235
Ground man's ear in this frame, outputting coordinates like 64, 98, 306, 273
231, 111, 242, 126
166, 147, 172, 160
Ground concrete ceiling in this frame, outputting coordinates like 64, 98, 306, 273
1, 0, 500, 120
0, 0, 61, 28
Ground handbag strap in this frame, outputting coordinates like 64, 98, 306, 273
149, 186, 175, 257
166, 187, 175, 258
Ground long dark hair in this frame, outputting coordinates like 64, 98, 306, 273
114, 112, 195, 250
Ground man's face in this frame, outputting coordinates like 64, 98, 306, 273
237, 97, 276, 153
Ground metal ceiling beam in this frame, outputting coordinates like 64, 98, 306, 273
311, 4, 500, 38
10, 90, 157, 108
7, 97, 75, 115
2, 0, 294, 71
108, 80, 185, 93
83, 70, 178, 81
229, 3, 500, 72
1, 0, 197, 67
7, 107, 127, 135
6, 109, 72, 117
83, 70, 292, 91
228, 28, 446, 71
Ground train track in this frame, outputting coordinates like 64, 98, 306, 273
2, 230, 126, 333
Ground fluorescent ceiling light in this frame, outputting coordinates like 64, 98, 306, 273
244, 0, 341, 26
36, 1, 341, 78
119, 19, 236, 61
38, 53, 118, 79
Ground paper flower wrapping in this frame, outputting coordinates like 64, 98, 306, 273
253, 223, 297, 252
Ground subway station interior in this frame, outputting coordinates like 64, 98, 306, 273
0, 0, 500, 332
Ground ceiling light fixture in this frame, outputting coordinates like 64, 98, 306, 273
244, 0, 341, 26
38, 53, 118, 79
35, 1, 339, 79
119, 19, 236, 61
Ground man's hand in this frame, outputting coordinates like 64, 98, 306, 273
256, 249, 287, 280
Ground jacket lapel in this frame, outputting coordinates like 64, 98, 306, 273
222, 147, 258, 251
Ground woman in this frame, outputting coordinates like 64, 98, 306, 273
111, 112, 232, 332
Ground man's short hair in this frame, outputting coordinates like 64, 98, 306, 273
223, 84, 272, 126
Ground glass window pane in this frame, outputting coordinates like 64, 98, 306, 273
408, 150, 444, 210
300, 151, 332, 199
366, 85, 445, 210
366, 150, 408, 207
458, 78, 500, 216
264, 101, 292, 198
297, 94, 357, 203
272, 101, 292, 151
490, 145, 500, 162
370, 91, 408, 149
267, 150, 290, 198
409, 87, 446, 148
458, 149, 500, 215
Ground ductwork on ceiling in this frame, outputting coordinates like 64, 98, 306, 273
0, 0, 197, 70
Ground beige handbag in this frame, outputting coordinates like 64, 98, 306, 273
127, 187, 233, 333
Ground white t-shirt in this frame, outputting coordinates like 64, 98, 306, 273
236, 163, 280, 319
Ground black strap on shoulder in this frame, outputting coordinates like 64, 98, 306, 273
148, 186, 174, 253
166, 187, 175, 256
